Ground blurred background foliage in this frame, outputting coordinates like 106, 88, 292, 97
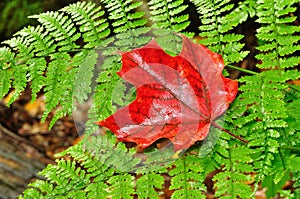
0, 0, 78, 42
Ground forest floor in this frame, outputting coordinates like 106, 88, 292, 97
0, 88, 79, 198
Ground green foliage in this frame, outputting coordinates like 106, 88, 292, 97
190, 0, 250, 64
148, 0, 192, 54
212, 143, 253, 198
169, 154, 208, 199
255, 0, 300, 69
149, 0, 190, 32
135, 171, 165, 199
61, 1, 110, 48
0, 0, 298, 198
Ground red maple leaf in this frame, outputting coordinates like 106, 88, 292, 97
97, 35, 238, 151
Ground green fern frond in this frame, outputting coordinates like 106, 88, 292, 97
3, 37, 34, 60
292, 171, 300, 198
147, 0, 192, 54
169, 154, 207, 199
148, 0, 191, 34
213, 145, 253, 199
286, 97, 300, 131
191, 0, 249, 64
2, 37, 33, 104
228, 70, 300, 181
16, 25, 56, 57
19, 186, 43, 199
101, 0, 147, 33
27, 58, 47, 101
231, 0, 256, 21
0, 47, 14, 99
94, 55, 121, 119
100, 0, 150, 49
6, 27, 50, 101
56, 142, 112, 198
73, 50, 98, 104
95, 1, 152, 120
107, 173, 135, 198
0, 69, 12, 99
136, 171, 165, 199
41, 159, 88, 198
21, 159, 87, 198
255, 0, 300, 69
61, 2, 110, 48
30, 11, 81, 51
42, 52, 74, 124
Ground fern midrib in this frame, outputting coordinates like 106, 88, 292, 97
210, 0, 223, 54
162, 0, 173, 29
47, 16, 77, 49
79, 8, 102, 44
31, 31, 52, 55
118, 174, 124, 197
146, 172, 151, 197
163, 0, 182, 52
271, 0, 281, 68
228, 148, 234, 199
257, 76, 271, 181
117, 0, 137, 46
182, 156, 189, 198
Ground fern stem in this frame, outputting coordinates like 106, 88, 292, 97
227, 65, 300, 92
226, 65, 257, 75
162, 0, 172, 28
280, 146, 300, 151
228, 149, 234, 199
182, 156, 189, 199
289, 84, 300, 92
278, 148, 286, 170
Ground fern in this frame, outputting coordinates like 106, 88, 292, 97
213, 143, 253, 198
191, 0, 249, 64
0, 0, 298, 198
107, 173, 135, 199
16, 26, 56, 57
135, 170, 165, 199
168, 154, 209, 199
148, 0, 193, 54
255, 0, 300, 69
149, 0, 189, 31
94, 0, 151, 120
30, 11, 81, 51
225, 70, 300, 198
0, 2, 111, 126
61, 1, 110, 48
100, 0, 150, 48
2, 37, 31, 104
293, 171, 300, 198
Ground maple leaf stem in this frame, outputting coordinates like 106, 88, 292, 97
212, 122, 248, 144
